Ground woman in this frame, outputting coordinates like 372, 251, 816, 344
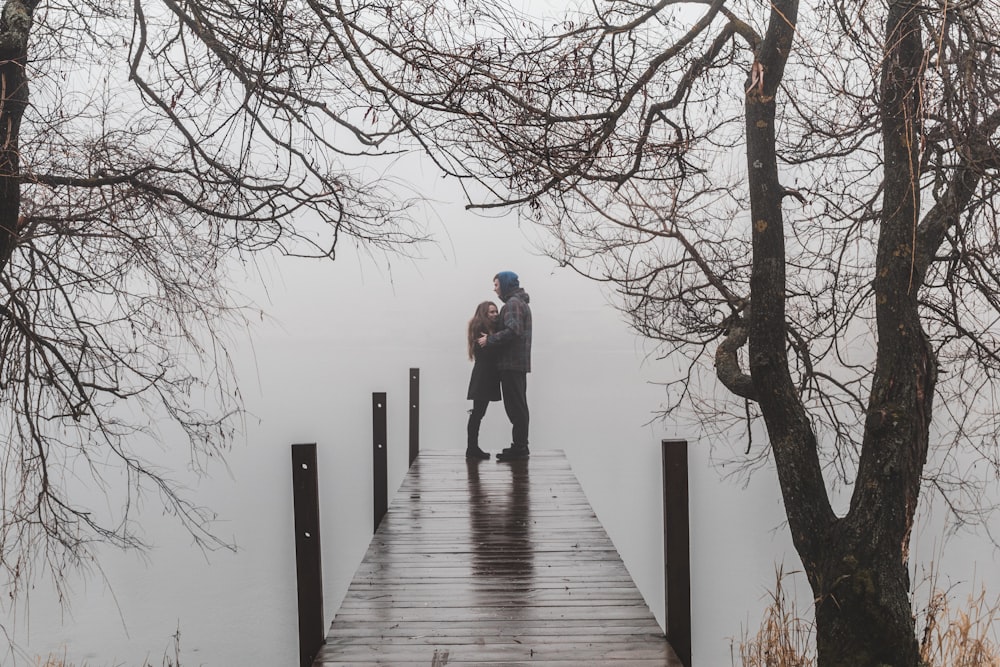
466, 301, 501, 459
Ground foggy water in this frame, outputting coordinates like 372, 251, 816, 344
7, 196, 999, 666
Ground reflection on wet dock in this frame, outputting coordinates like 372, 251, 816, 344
314, 449, 684, 666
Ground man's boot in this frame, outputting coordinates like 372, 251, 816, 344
496, 445, 529, 462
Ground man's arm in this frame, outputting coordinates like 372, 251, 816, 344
487, 300, 523, 346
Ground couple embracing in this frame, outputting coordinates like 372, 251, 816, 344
465, 271, 532, 462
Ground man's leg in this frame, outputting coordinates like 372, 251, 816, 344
498, 371, 529, 458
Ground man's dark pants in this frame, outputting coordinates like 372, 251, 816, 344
499, 370, 529, 449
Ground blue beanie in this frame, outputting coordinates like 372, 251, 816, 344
495, 271, 519, 297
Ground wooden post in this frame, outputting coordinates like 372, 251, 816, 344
662, 439, 692, 667
291, 443, 324, 667
372, 392, 388, 532
408, 368, 420, 466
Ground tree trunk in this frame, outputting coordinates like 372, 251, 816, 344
808, 520, 922, 666
0, 0, 39, 273
811, 2, 931, 664
745, 1, 930, 665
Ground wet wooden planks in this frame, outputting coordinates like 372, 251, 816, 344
315, 449, 683, 666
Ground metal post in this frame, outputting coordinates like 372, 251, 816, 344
662, 439, 692, 667
408, 368, 420, 467
372, 392, 388, 532
291, 443, 324, 667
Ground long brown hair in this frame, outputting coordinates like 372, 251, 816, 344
467, 301, 498, 360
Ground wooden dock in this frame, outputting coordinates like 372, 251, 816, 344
314, 449, 683, 666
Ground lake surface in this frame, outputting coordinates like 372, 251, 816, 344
7, 197, 998, 666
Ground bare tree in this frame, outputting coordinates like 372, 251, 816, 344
0, 0, 424, 597
327, 0, 1000, 664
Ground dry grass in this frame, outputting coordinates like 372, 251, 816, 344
33, 625, 182, 667
33, 657, 179, 667
734, 565, 815, 667
734, 565, 1000, 667
33, 656, 179, 667
919, 587, 1000, 667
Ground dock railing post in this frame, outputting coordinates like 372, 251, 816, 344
291, 443, 324, 667
662, 439, 692, 667
372, 392, 388, 532
408, 368, 419, 466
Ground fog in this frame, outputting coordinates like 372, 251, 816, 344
7, 187, 999, 666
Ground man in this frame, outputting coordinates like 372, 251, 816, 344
477, 271, 532, 461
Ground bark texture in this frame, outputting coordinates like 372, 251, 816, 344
746, 1, 931, 664
0, 0, 37, 274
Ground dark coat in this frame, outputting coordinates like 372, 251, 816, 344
486, 288, 532, 373
467, 342, 501, 401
